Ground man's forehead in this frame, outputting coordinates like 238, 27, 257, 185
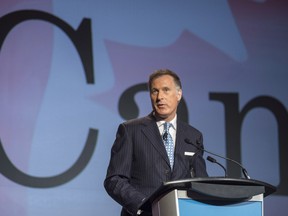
152, 75, 174, 84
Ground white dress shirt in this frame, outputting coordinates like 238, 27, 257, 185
156, 115, 177, 147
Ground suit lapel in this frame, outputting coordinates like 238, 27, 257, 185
141, 115, 170, 166
173, 120, 190, 176
174, 121, 186, 155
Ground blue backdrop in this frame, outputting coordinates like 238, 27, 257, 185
0, 0, 287, 215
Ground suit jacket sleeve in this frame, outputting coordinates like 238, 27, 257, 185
104, 123, 146, 215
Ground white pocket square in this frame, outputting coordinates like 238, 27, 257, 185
184, 151, 195, 157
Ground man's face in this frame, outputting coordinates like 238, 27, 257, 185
150, 75, 182, 122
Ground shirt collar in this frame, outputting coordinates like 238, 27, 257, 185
156, 115, 177, 130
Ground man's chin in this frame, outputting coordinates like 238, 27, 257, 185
154, 112, 169, 120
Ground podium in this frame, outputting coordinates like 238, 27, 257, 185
141, 178, 276, 216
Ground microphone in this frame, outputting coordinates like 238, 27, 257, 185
184, 138, 250, 179
207, 156, 227, 177
162, 132, 168, 141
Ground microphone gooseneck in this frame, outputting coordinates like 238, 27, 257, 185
184, 138, 250, 179
206, 156, 227, 177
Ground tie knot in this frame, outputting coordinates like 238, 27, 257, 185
164, 122, 171, 131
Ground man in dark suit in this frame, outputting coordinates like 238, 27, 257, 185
104, 69, 208, 215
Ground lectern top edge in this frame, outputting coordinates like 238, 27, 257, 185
162, 177, 276, 197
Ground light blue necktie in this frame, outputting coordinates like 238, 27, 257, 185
163, 122, 174, 169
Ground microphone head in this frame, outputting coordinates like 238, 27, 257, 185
185, 138, 203, 151
184, 138, 199, 146
184, 138, 191, 144
207, 156, 217, 163
162, 132, 168, 141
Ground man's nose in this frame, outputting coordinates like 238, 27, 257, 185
157, 90, 164, 100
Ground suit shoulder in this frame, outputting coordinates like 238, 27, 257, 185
122, 115, 153, 127
179, 120, 202, 135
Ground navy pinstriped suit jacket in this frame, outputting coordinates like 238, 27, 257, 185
104, 113, 208, 215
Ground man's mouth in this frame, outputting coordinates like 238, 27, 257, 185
157, 103, 165, 108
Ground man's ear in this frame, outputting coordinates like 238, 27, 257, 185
177, 89, 182, 102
